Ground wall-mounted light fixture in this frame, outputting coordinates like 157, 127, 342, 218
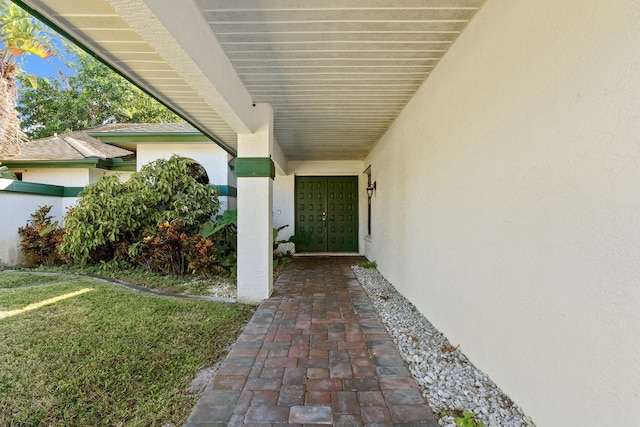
367, 181, 376, 202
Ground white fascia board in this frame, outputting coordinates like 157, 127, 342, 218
106, 0, 254, 134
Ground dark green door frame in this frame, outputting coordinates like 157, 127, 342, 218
295, 176, 359, 252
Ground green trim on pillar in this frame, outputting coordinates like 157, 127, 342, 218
234, 158, 275, 179
211, 185, 237, 197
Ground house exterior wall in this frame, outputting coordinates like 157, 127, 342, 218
21, 168, 89, 187
137, 143, 230, 184
137, 143, 235, 211
89, 169, 134, 183
273, 160, 367, 252
364, 0, 640, 425
0, 180, 66, 266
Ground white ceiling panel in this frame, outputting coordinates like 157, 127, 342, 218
17, 0, 486, 160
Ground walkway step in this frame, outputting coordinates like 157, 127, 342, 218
184, 256, 438, 427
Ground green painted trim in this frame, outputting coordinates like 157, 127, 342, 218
89, 132, 212, 144
0, 181, 85, 197
108, 160, 137, 172
234, 158, 275, 179
2, 159, 99, 169
63, 187, 85, 197
11, 0, 237, 158
2, 158, 136, 171
0, 180, 64, 196
211, 185, 237, 197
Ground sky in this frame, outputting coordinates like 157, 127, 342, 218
3, 0, 76, 81
20, 51, 73, 79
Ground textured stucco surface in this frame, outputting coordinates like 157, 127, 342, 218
136, 143, 231, 185
237, 104, 274, 303
22, 168, 89, 187
137, 143, 236, 211
0, 187, 64, 266
365, 0, 640, 425
89, 169, 133, 184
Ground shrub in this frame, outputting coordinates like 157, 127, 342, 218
60, 156, 219, 265
186, 234, 221, 276
128, 221, 221, 276
200, 209, 238, 275
129, 221, 190, 275
18, 205, 64, 266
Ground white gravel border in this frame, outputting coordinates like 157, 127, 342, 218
353, 266, 536, 427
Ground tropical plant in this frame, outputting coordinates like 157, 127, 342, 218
200, 209, 238, 275
273, 224, 295, 269
287, 230, 314, 253
0, 0, 56, 157
17, 49, 181, 139
17, 205, 64, 266
200, 213, 305, 273
128, 220, 220, 276
60, 156, 219, 265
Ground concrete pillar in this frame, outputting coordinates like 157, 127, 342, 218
236, 103, 275, 304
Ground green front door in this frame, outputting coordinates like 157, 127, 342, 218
295, 176, 358, 252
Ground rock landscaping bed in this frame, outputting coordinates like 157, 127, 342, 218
353, 266, 536, 427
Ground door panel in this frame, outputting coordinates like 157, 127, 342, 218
296, 177, 327, 252
295, 176, 358, 252
327, 177, 358, 251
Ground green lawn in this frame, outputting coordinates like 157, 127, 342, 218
33, 265, 236, 297
0, 273, 254, 426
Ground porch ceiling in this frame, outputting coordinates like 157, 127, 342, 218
17, 0, 486, 161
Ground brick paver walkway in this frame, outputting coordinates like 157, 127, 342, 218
184, 256, 438, 426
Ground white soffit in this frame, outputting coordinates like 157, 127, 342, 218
18, 0, 486, 160
17, 0, 244, 154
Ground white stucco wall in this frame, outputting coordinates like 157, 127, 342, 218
137, 143, 236, 212
137, 143, 231, 185
61, 197, 78, 215
273, 160, 367, 252
89, 169, 133, 184
365, 0, 640, 425
0, 180, 65, 266
21, 168, 89, 187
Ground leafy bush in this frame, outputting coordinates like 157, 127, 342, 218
128, 221, 221, 276
200, 209, 238, 275
129, 221, 191, 275
18, 205, 64, 266
273, 225, 295, 269
186, 234, 221, 276
60, 156, 219, 265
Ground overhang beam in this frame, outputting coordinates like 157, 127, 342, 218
105, 0, 255, 134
